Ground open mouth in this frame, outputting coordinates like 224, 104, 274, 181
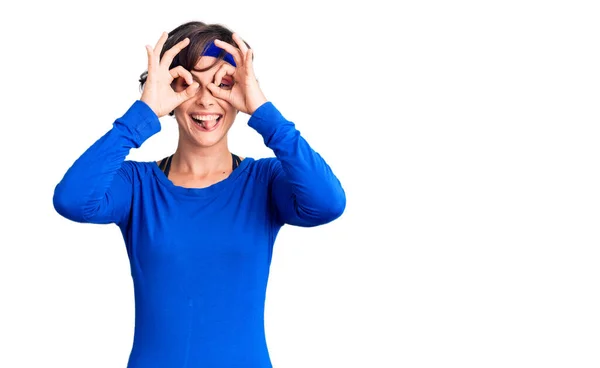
191, 114, 223, 132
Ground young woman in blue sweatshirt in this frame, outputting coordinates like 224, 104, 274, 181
53, 21, 345, 367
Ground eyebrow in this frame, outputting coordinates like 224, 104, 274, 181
184, 70, 233, 86
188, 73, 233, 81
187, 73, 209, 85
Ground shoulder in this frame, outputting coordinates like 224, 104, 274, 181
117, 159, 157, 184
242, 157, 281, 182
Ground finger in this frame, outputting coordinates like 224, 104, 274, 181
153, 32, 169, 58
213, 63, 236, 87
214, 39, 243, 66
244, 49, 256, 78
161, 37, 190, 67
177, 82, 200, 101
207, 82, 231, 101
169, 66, 194, 85
232, 33, 249, 54
145, 45, 155, 71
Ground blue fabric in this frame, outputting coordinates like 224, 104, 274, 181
53, 100, 346, 367
202, 41, 237, 66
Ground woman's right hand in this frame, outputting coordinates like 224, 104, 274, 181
141, 32, 199, 117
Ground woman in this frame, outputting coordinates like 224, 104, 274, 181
53, 21, 345, 367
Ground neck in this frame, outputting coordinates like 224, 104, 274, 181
171, 138, 232, 176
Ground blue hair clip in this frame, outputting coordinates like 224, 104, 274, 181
202, 41, 236, 67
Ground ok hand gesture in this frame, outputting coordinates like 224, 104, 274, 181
207, 34, 267, 115
140, 32, 199, 117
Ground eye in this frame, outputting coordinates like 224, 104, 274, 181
218, 77, 234, 89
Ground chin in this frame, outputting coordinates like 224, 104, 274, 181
196, 136, 226, 148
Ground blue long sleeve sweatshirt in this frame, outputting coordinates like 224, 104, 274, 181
52, 100, 346, 367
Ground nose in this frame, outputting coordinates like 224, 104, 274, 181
194, 86, 216, 108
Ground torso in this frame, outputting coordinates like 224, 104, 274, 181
123, 157, 276, 367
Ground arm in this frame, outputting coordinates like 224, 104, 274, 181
249, 102, 346, 227
207, 34, 346, 227
52, 100, 160, 226
54, 33, 200, 226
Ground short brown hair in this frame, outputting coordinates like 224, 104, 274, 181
138, 21, 250, 89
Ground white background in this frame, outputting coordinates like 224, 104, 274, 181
1, 0, 599, 367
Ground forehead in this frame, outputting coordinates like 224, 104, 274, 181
191, 56, 228, 75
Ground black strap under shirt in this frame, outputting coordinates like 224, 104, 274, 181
158, 153, 241, 178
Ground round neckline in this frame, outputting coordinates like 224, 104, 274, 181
150, 157, 254, 198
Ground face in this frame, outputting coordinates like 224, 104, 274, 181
172, 56, 236, 148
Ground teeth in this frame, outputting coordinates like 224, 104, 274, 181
192, 114, 220, 121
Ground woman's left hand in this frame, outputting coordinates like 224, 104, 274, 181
207, 34, 268, 115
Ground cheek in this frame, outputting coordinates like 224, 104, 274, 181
173, 103, 191, 122
175, 99, 194, 112
216, 101, 238, 120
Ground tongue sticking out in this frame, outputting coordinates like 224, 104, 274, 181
202, 119, 218, 130
194, 117, 219, 130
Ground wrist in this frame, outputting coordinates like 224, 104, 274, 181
140, 95, 159, 117
248, 95, 268, 115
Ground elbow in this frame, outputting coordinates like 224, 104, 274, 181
299, 187, 346, 226
53, 183, 86, 222
320, 188, 346, 223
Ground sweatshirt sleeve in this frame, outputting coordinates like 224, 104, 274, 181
248, 102, 346, 227
53, 100, 160, 226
